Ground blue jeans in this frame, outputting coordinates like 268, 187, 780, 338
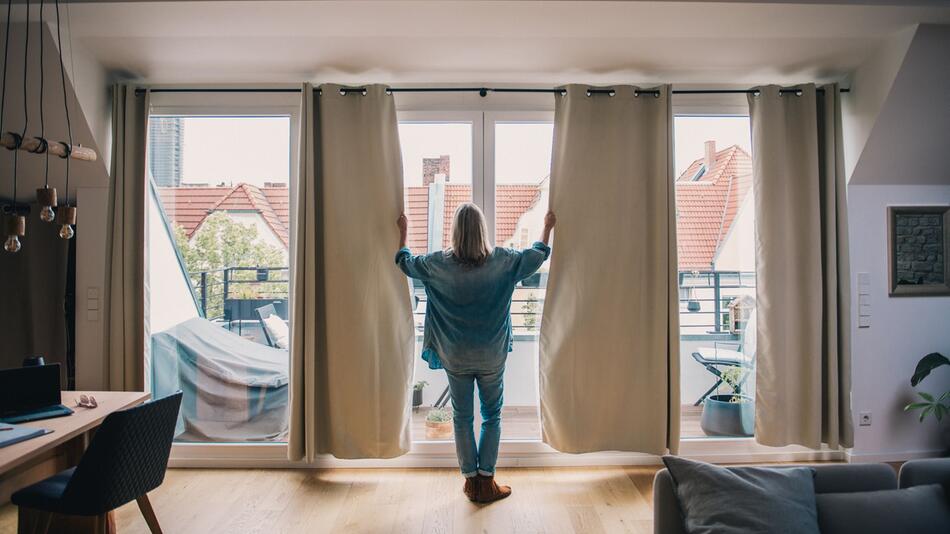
445, 367, 504, 478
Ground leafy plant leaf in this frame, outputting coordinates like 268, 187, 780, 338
911, 353, 950, 387
920, 405, 934, 422
919, 391, 936, 402
905, 402, 932, 411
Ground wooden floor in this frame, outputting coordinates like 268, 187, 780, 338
0, 466, 661, 533
413, 405, 706, 441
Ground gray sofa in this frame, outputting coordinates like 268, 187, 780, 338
653, 459, 950, 534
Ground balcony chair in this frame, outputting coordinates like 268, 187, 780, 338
12, 392, 183, 534
690, 343, 755, 406
256, 303, 280, 347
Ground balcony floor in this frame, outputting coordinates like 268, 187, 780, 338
412, 404, 708, 442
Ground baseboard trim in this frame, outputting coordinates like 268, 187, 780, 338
168, 440, 845, 469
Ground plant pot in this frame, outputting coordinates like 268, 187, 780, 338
700, 394, 754, 437
425, 419, 454, 440
412, 389, 423, 407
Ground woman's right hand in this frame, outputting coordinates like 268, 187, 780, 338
544, 211, 556, 230
397, 214, 409, 234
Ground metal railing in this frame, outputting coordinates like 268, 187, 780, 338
192, 266, 289, 321
679, 270, 756, 334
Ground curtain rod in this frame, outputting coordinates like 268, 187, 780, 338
136, 86, 850, 97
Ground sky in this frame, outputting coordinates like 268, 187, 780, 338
181, 117, 291, 186
173, 115, 751, 188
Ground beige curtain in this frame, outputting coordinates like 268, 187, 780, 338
540, 85, 680, 455
748, 84, 853, 449
104, 84, 149, 391
289, 84, 415, 461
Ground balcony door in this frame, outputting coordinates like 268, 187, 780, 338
145, 92, 299, 447
399, 111, 553, 444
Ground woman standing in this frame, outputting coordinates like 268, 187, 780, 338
395, 203, 555, 503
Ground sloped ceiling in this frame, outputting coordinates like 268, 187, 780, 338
848, 24, 950, 185
0, 22, 109, 198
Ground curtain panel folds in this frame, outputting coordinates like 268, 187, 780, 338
540, 84, 680, 455
104, 84, 149, 392
748, 84, 853, 449
289, 83, 415, 461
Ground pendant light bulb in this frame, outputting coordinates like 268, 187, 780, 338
3, 234, 20, 253
58, 223, 73, 240
58, 205, 76, 240
4, 215, 26, 253
39, 205, 55, 222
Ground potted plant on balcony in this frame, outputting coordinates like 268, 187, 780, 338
412, 380, 428, 408
904, 352, 949, 448
700, 367, 754, 437
425, 407, 454, 440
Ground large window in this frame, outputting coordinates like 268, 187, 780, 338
402, 111, 553, 442
674, 115, 757, 439
146, 103, 296, 444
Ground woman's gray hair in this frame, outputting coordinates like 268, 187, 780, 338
450, 202, 493, 266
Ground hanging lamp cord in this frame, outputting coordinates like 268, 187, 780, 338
54, 0, 71, 205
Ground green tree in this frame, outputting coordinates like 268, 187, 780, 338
173, 212, 286, 318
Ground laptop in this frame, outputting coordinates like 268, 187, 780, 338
0, 364, 74, 424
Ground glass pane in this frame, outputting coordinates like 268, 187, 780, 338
674, 115, 757, 439
399, 121, 473, 442
147, 116, 291, 443
494, 121, 554, 441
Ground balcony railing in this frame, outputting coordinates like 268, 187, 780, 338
191, 266, 289, 322
189, 267, 754, 337
679, 270, 756, 335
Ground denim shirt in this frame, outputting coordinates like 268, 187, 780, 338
395, 242, 551, 374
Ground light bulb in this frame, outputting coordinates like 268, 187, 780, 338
4, 235, 21, 253
40, 205, 56, 223
59, 224, 74, 240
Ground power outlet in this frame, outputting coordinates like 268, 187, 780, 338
859, 412, 872, 427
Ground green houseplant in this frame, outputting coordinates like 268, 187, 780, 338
425, 407, 454, 440
904, 352, 949, 423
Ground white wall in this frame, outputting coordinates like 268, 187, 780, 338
848, 185, 950, 460
713, 192, 756, 272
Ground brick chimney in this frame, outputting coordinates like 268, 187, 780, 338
704, 140, 716, 172
423, 155, 450, 186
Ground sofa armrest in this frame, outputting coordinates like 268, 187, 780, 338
653, 469, 688, 534
900, 458, 950, 489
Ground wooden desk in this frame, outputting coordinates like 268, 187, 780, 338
0, 391, 150, 504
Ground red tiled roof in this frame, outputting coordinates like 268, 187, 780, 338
405, 184, 541, 254
157, 184, 290, 247
674, 145, 753, 270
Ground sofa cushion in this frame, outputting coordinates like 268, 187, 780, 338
662, 456, 820, 534
816, 483, 950, 534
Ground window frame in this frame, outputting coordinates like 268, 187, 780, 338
146, 90, 301, 460
161, 89, 843, 467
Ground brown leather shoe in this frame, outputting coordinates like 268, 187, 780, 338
463, 476, 479, 502
475, 474, 512, 503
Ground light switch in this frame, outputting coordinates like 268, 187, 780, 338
858, 294, 870, 306
859, 304, 871, 316
858, 315, 871, 328
857, 272, 870, 295
86, 310, 99, 322
86, 287, 99, 299
86, 299, 99, 311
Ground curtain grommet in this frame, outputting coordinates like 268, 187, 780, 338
752, 90, 761, 97
634, 89, 640, 98
795, 89, 803, 97
385, 88, 392, 96
653, 91, 660, 98
339, 88, 346, 96
608, 90, 615, 97
558, 89, 567, 97
585, 89, 592, 97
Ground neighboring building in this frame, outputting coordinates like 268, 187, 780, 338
422, 155, 451, 186
674, 141, 753, 272
158, 182, 290, 254
405, 181, 542, 253
149, 117, 184, 187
